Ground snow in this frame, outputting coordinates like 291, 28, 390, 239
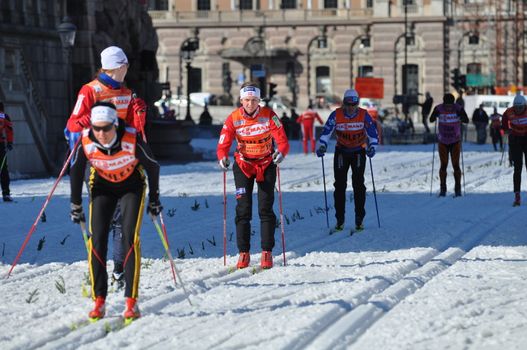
1, 139, 527, 350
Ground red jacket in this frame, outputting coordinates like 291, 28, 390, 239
0, 112, 14, 143
297, 109, 323, 127
502, 107, 527, 137
217, 106, 289, 181
66, 76, 137, 132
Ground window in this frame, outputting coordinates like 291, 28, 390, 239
239, 0, 252, 10
197, 0, 210, 10
316, 66, 331, 94
148, 0, 168, 11
324, 0, 338, 9
189, 67, 202, 93
366, 0, 373, 8
358, 65, 373, 78
467, 63, 481, 75
402, 64, 418, 96
281, 0, 296, 9
468, 34, 479, 45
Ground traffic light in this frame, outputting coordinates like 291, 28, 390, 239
451, 68, 460, 90
269, 82, 277, 99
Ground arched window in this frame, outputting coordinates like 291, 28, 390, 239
316, 66, 331, 95
402, 64, 418, 96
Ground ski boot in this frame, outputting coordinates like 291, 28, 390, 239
261, 251, 273, 269
236, 252, 250, 269
2, 194, 13, 202
123, 297, 140, 323
513, 192, 521, 207
88, 296, 106, 321
111, 263, 125, 290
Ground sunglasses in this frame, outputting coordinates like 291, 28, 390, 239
92, 124, 114, 132
344, 102, 358, 107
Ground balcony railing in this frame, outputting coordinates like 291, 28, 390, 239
149, 8, 374, 24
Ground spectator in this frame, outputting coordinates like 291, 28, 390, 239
472, 104, 489, 144
199, 104, 213, 126
419, 92, 433, 133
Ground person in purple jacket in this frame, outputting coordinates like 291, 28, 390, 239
429, 93, 469, 197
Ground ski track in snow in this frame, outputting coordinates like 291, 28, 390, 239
1, 142, 527, 349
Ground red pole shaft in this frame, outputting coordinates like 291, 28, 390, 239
223, 171, 227, 266
276, 166, 286, 266
6, 138, 80, 278
159, 212, 178, 285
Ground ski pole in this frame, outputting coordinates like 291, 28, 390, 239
369, 157, 381, 228
500, 135, 507, 166
159, 212, 178, 286
6, 138, 80, 278
150, 213, 192, 306
79, 220, 90, 256
276, 165, 287, 266
151, 213, 177, 285
321, 155, 329, 228
430, 121, 437, 196
0, 153, 7, 174
222, 171, 227, 266
460, 138, 466, 196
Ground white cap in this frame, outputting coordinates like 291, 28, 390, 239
343, 89, 359, 105
513, 94, 526, 106
91, 105, 118, 125
100, 46, 128, 70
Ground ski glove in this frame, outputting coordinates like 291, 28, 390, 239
131, 97, 147, 132
272, 151, 284, 164
218, 157, 230, 171
316, 144, 327, 158
6, 142, 13, 151
70, 203, 85, 224
366, 145, 376, 158
147, 199, 163, 217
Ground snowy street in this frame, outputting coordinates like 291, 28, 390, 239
1, 140, 526, 349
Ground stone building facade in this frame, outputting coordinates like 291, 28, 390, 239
0, 0, 159, 176
149, 0, 526, 120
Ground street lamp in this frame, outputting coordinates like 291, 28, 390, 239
57, 16, 77, 113
181, 38, 198, 122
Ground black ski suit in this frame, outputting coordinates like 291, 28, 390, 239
70, 121, 160, 299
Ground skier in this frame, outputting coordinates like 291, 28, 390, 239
472, 104, 489, 144
419, 92, 433, 133
65, 46, 147, 288
316, 89, 379, 232
69, 102, 161, 321
0, 101, 14, 202
429, 93, 469, 197
501, 94, 527, 206
217, 82, 290, 270
489, 107, 503, 151
297, 104, 324, 154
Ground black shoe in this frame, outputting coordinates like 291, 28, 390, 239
3, 195, 13, 202
454, 191, 462, 197
439, 191, 446, 197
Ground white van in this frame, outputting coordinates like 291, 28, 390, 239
463, 95, 515, 119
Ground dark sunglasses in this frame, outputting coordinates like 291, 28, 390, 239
92, 124, 114, 132
344, 102, 358, 107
